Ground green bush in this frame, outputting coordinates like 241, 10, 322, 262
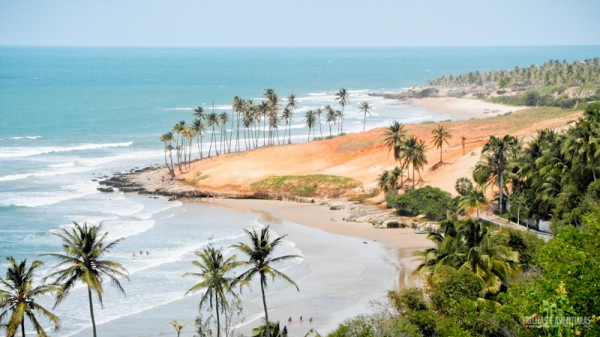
392, 186, 454, 220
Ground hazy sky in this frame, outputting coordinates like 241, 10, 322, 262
1, 0, 599, 47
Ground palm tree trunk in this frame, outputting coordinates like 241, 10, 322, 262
412, 165, 416, 190
21, 320, 25, 337
260, 275, 270, 337
88, 287, 98, 337
363, 112, 366, 132
440, 144, 443, 163
288, 122, 292, 144
498, 168, 504, 213
215, 297, 221, 337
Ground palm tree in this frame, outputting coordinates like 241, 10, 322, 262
233, 226, 300, 337
315, 108, 323, 139
0, 257, 60, 337
305, 110, 316, 141
281, 107, 293, 144
377, 170, 391, 193
219, 112, 229, 154
404, 136, 428, 189
232, 96, 244, 152
206, 112, 220, 157
325, 105, 336, 137
358, 101, 371, 132
335, 88, 349, 134
184, 245, 239, 337
431, 125, 452, 163
334, 110, 343, 135
43, 222, 129, 337
160, 132, 176, 177
252, 320, 288, 337
481, 135, 520, 213
383, 121, 406, 161
285, 94, 297, 144
458, 188, 488, 220
192, 118, 206, 160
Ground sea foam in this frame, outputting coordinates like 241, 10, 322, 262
0, 141, 133, 159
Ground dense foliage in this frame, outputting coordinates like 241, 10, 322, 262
392, 186, 456, 221
428, 58, 600, 89
472, 102, 600, 227
329, 213, 600, 336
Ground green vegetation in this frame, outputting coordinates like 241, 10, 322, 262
391, 186, 456, 221
184, 246, 239, 337
489, 89, 600, 109
250, 174, 362, 197
473, 102, 600, 227
42, 222, 129, 337
428, 58, 600, 89
0, 258, 60, 337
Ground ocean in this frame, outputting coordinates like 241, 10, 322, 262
1, 46, 599, 336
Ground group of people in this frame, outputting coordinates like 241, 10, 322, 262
133, 250, 150, 257
287, 316, 313, 324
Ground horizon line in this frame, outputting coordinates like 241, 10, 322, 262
1, 44, 600, 49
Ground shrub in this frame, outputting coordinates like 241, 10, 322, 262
392, 186, 454, 220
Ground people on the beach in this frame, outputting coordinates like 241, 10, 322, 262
309, 317, 313, 323
300, 316, 303, 323
146, 250, 150, 255
133, 252, 135, 257
288, 316, 292, 323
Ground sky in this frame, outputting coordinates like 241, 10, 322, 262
1, 0, 599, 47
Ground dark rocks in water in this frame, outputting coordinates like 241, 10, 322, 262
97, 187, 115, 193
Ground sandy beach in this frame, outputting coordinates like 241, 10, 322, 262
411, 97, 527, 119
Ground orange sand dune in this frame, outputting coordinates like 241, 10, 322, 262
181, 107, 580, 196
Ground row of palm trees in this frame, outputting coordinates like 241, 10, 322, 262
0, 223, 299, 337
380, 122, 454, 191
160, 88, 376, 176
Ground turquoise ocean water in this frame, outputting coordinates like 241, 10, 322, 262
1, 46, 599, 336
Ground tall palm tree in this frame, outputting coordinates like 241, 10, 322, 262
325, 105, 336, 137
184, 245, 239, 337
0, 257, 60, 337
311, 108, 321, 139
281, 107, 293, 144
404, 136, 428, 189
334, 109, 343, 135
285, 94, 297, 144
358, 101, 371, 132
43, 222, 129, 337
257, 101, 270, 146
219, 112, 229, 154
335, 88, 349, 134
305, 110, 316, 141
233, 226, 300, 337
481, 135, 520, 213
232, 96, 244, 152
431, 124, 452, 163
191, 118, 206, 160
206, 112, 220, 157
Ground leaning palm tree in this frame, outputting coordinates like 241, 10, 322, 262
43, 222, 129, 337
404, 137, 428, 189
0, 257, 60, 337
431, 124, 452, 163
206, 112, 220, 157
160, 132, 176, 177
358, 101, 372, 132
233, 226, 300, 337
281, 107, 293, 144
184, 245, 239, 337
335, 88, 349, 134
